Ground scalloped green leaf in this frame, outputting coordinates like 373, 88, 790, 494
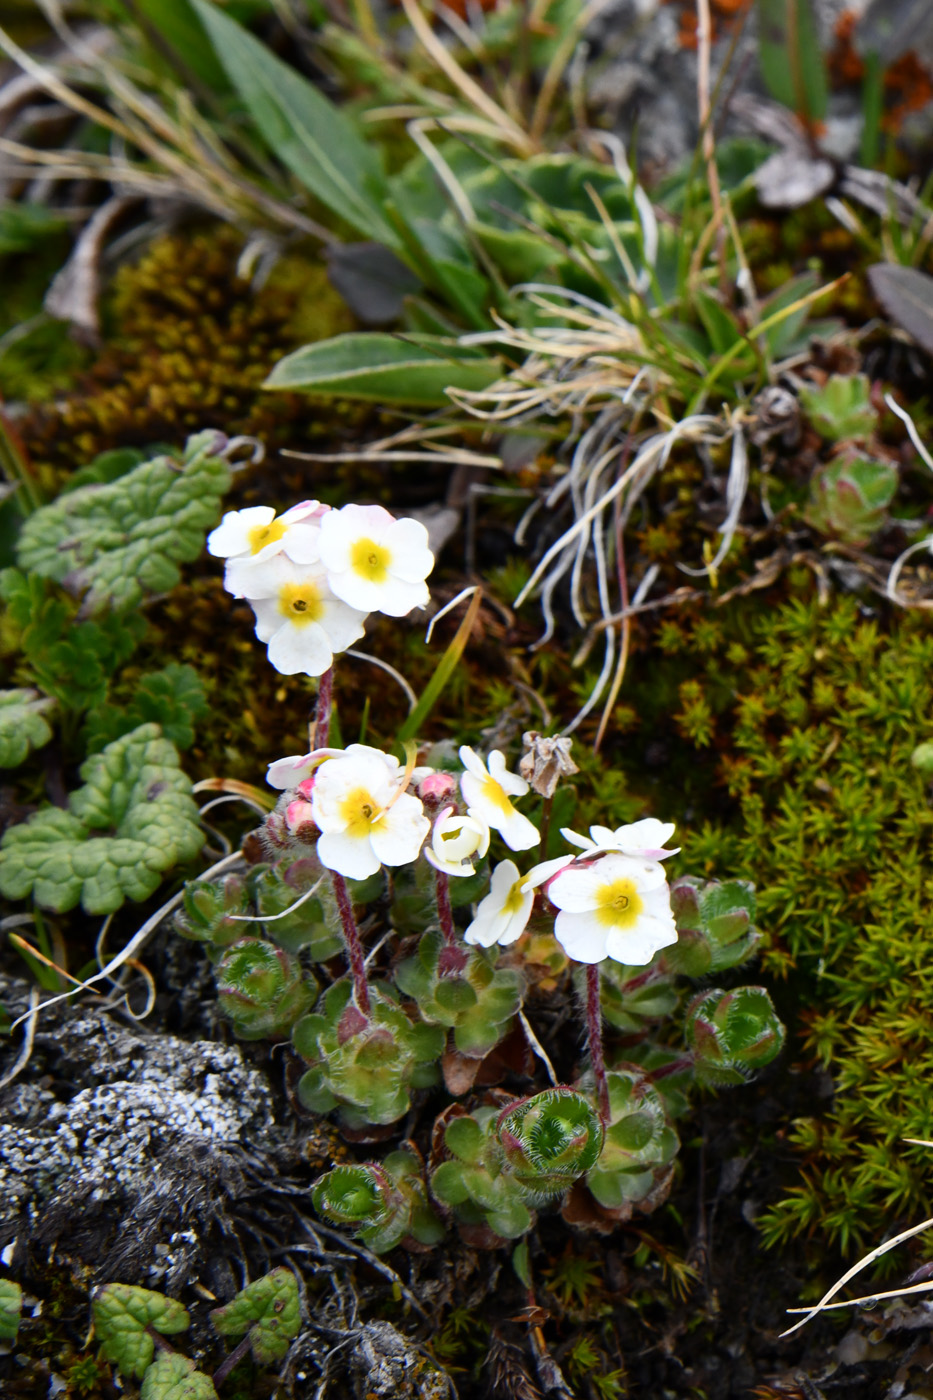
209, 1267, 300, 1364
91, 1284, 190, 1381
15, 431, 230, 616
140, 1353, 218, 1400
0, 1279, 23, 1343
83, 664, 209, 753
0, 689, 55, 768
0, 723, 202, 913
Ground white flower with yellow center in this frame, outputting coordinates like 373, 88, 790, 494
458, 746, 539, 852
464, 856, 573, 947
424, 807, 490, 878
561, 818, 679, 862
310, 744, 430, 880
245, 556, 367, 677
210, 502, 326, 595
548, 854, 677, 966
319, 503, 434, 617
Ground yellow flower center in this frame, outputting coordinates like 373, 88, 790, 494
277, 581, 324, 626
338, 787, 380, 838
502, 879, 527, 915
595, 878, 643, 928
350, 537, 391, 584
481, 776, 516, 816
248, 518, 287, 554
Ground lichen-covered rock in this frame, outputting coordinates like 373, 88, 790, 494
0, 976, 276, 1287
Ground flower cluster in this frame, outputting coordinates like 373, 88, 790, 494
267, 729, 678, 969
208, 501, 434, 675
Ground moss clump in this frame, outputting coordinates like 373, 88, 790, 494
652, 587, 933, 1252
19, 225, 354, 483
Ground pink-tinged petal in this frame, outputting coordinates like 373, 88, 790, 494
316, 830, 381, 880
553, 911, 609, 963
282, 523, 322, 565
208, 506, 273, 558
267, 753, 315, 789
267, 621, 333, 676
604, 915, 677, 966
521, 855, 575, 890
547, 867, 603, 913
285, 799, 316, 833
282, 500, 327, 523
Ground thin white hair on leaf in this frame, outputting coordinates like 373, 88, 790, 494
425, 584, 480, 644
781, 1209, 933, 1338
9, 849, 246, 1032
886, 537, 933, 608
344, 649, 418, 711
884, 393, 933, 474
679, 420, 749, 578
227, 876, 324, 923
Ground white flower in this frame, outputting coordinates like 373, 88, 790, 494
424, 806, 490, 878
241, 555, 367, 676
464, 856, 572, 948
548, 854, 678, 966
319, 503, 434, 617
310, 744, 430, 880
266, 748, 342, 791
561, 818, 679, 862
209, 501, 326, 589
458, 746, 539, 852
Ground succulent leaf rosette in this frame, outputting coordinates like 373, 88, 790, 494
496, 1088, 604, 1197
312, 1150, 443, 1253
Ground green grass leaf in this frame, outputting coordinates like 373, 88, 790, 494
265, 333, 502, 406
189, 0, 396, 246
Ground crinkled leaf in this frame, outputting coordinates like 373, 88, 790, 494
0, 1279, 23, 1343
209, 1268, 300, 1364
15, 432, 230, 615
83, 664, 209, 753
0, 688, 55, 767
91, 1283, 190, 1381
0, 723, 202, 913
140, 1353, 218, 1400
0, 568, 146, 711
264, 333, 502, 407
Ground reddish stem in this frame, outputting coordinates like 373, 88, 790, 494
313, 665, 334, 749
332, 871, 371, 1016
213, 1328, 255, 1388
435, 870, 457, 946
586, 962, 610, 1125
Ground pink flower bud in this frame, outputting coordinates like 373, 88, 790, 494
417, 771, 458, 804
285, 799, 317, 839
296, 776, 316, 799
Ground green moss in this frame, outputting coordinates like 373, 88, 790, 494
641, 587, 933, 1252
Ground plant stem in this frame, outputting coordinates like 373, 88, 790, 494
435, 870, 457, 945
213, 1328, 255, 1388
585, 963, 610, 1125
332, 871, 371, 1016
314, 666, 334, 749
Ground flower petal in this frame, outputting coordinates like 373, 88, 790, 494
267, 620, 333, 676
316, 829, 381, 880
553, 911, 609, 963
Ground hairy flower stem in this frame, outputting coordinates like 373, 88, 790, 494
435, 870, 457, 946
332, 871, 371, 1016
313, 665, 334, 749
586, 963, 610, 1124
